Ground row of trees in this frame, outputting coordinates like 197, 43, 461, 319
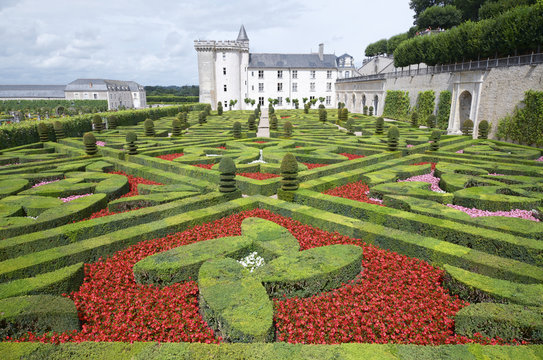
0, 100, 108, 117
144, 85, 199, 97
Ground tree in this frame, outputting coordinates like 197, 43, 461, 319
478, 0, 536, 20
286, 97, 291, 105
365, 39, 389, 57
453, 0, 487, 21
217, 101, 223, 115
387, 33, 410, 54
302, 97, 308, 104
416, 5, 462, 29
409, 0, 452, 19
318, 97, 325, 104
229, 99, 238, 110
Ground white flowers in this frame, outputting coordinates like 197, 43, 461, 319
238, 252, 265, 272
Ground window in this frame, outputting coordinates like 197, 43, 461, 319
310, 96, 315, 101
310, 82, 315, 92
278, 97, 283, 106
277, 83, 283, 92
292, 83, 298, 92
224, 101, 228, 108
259, 83, 264, 92
251, 71, 254, 77
326, 96, 331, 105
251, 85, 254, 91
222, 52, 226, 60
292, 70, 297, 79
133, 92, 138, 98
258, 70, 264, 79
277, 70, 283, 79
327, 70, 332, 79
310, 70, 316, 79
345, 71, 350, 78
93, 93, 98, 99
258, 97, 264, 106
224, 84, 227, 92
326, 82, 332, 92
84, 93, 89, 99
223, 67, 226, 75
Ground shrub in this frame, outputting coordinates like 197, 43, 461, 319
280, 153, 298, 191
318, 104, 325, 109
269, 105, 275, 114
83, 132, 97, 155
375, 117, 385, 135
430, 129, 441, 151
217, 102, 223, 115
346, 119, 355, 135
233, 122, 242, 139
144, 119, 155, 136
304, 103, 309, 114
269, 114, 278, 130
496, 90, 543, 145
387, 125, 400, 151
219, 157, 237, 193
363, 106, 368, 115
284, 121, 293, 137
37, 122, 49, 142
369, 106, 374, 116
248, 115, 256, 131
53, 121, 65, 140
411, 111, 419, 128
107, 115, 118, 129
462, 119, 474, 136
416, 90, 435, 125
319, 109, 327, 123
383, 90, 410, 120
198, 111, 207, 125
340, 108, 349, 124
437, 91, 452, 130
172, 119, 182, 137
426, 114, 437, 129
205, 104, 211, 116
478, 120, 490, 139
126, 132, 138, 155
92, 115, 103, 133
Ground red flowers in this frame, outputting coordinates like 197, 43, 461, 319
302, 163, 329, 170
324, 181, 384, 206
156, 153, 184, 161
253, 141, 267, 144
238, 172, 280, 180
192, 164, 214, 170
16, 209, 518, 346
410, 162, 437, 171
339, 153, 365, 160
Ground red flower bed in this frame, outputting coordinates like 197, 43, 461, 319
216, 146, 227, 150
302, 163, 329, 170
156, 153, 184, 161
411, 162, 437, 171
15, 209, 516, 345
281, 116, 291, 119
324, 181, 384, 206
238, 172, 280, 180
339, 153, 365, 160
253, 141, 267, 144
192, 163, 214, 170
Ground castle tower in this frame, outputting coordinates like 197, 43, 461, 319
194, 26, 249, 110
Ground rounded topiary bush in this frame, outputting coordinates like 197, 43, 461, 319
248, 115, 256, 131
319, 108, 327, 123
284, 121, 293, 138
462, 119, 474, 136
217, 102, 223, 115
269, 105, 275, 114
198, 111, 207, 125
219, 157, 237, 193
205, 104, 211, 116
346, 119, 355, 135
37, 122, 49, 142
430, 129, 441, 151
478, 120, 490, 139
92, 115, 103, 133
83, 132, 98, 155
411, 112, 419, 128
368, 106, 374, 116
387, 125, 400, 151
126, 132, 138, 155
426, 114, 437, 129
363, 106, 368, 115
233, 121, 242, 139
144, 119, 155, 136
280, 153, 299, 191
340, 108, 349, 124
108, 115, 118, 129
270, 114, 278, 130
375, 117, 384, 135
318, 104, 325, 109
303, 103, 310, 114
53, 121, 65, 140
172, 119, 182, 137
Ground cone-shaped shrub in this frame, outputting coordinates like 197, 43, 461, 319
284, 121, 293, 137
462, 119, 474, 136
205, 104, 211, 116
198, 112, 206, 125
144, 119, 155, 136
177, 112, 188, 129
369, 106, 374, 116
319, 108, 327, 123
426, 114, 437, 128
248, 115, 256, 131
217, 102, 223, 115
218, 157, 237, 193
346, 118, 355, 135
375, 117, 384, 135
53, 121, 65, 140
233, 121, 242, 139
37, 122, 49, 142
387, 125, 400, 151
478, 120, 490, 139
318, 104, 325, 109
83, 132, 98, 155
340, 108, 349, 124
269, 105, 275, 114
430, 129, 441, 151
270, 114, 278, 130
411, 112, 419, 128
363, 106, 368, 115
126, 132, 138, 155
172, 119, 182, 137
280, 153, 299, 191
92, 115, 103, 133
304, 103, 309, 114
108, 115, 118, 129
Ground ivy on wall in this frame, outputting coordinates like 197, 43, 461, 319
437, 91, 452, 130
383, 90, 410, 121
497, 90, 543, 146
415, 90, 436, 125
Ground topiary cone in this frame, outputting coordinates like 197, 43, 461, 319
270, 114, 278, 130
280, 153, 299, 191
478, 120, 490, 139
411, 112, 419, 128
53, 121, 65, 140
248, 114, 256, 131
346, 119, 355, 135
37, 122, 49, 142
92, 115, 103, 133
430, 129, 441, 151
375, 117, 384, 135
387, 125, 400, 151
233, 122, 242, 139
218, 157, 237, 193
284, 121, 293, 138
319, 108, 327, 123
144, 119, 155, 136
125, 132, 138, 155
108, 115, 118, 129
172, 119, 182, 137
83, 132, 98, 155
462, 119, 474, 136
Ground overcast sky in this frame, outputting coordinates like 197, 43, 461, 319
0, 0, 414, 86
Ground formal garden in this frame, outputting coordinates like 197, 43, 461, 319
0, 104, 542, 359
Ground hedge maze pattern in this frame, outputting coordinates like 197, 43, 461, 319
0, 107, 542, 358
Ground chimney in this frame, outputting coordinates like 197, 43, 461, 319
318, 43, 324, 61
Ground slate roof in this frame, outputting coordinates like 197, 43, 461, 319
237, 25, 249, 42
248, 53, 337, 69
65, 79, 144, 92
338, 53, 353, 59
0, 85, 66, 99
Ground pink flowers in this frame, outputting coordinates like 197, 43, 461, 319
455, 150, 464, 154
32, 179, 61, 188
406, 144, 415, 148
446, 204, 540, 221
535, 156, 543, 162
59, 194, 93, 203
96, 141, 106, 147
398, 171, 444, 193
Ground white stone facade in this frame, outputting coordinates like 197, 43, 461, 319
64, 79, 147, 110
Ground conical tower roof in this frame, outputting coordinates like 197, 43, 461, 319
237, 25, 249, 42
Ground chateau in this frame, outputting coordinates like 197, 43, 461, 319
194, 26, 357, 111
